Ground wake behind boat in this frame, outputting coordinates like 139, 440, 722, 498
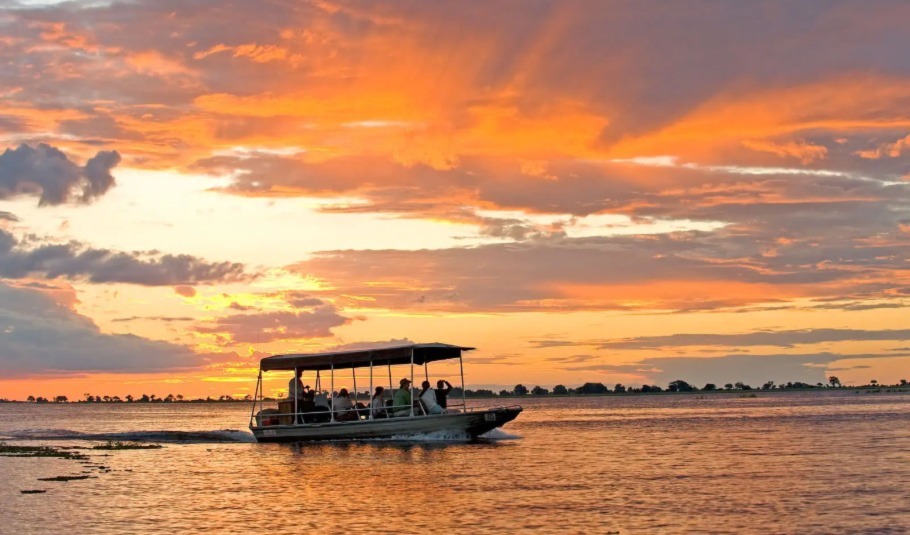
248, 343, 521, 442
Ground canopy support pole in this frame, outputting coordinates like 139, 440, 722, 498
409, 348, 415, 417
250, 370, 262, 427
459, 353, 466, 410
293, 366, 298, 426
352, 367, 358, 415
330, 362, 335, 423
369, 355, 374, 420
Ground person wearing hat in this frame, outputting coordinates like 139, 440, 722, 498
392, 377, 413, 417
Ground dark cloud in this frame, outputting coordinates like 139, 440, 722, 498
196, 305, 352, 343
0, 282, 205, 375
598, 328, 910, 350
0, 143, 120, 205
0, 228, 246, 285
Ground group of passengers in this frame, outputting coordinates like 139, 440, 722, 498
375, 377, 456, 418
288, 371, 457, 423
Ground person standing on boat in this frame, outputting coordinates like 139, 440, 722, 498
435, 380, 453, 409
288, 370, 306, 401
392, 378, 412, 417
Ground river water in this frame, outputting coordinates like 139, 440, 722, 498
1, 391, 908, 534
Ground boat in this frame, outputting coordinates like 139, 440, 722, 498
248, 342, 522, 442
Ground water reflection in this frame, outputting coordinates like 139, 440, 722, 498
1, 392, 909, 534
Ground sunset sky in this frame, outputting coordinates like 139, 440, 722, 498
2, 0, 910, 400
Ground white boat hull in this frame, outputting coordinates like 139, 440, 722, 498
250, 406, 522, 443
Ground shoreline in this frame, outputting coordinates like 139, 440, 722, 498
3, 386, 907, 404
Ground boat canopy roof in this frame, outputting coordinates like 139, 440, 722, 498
259, 343, 475, 372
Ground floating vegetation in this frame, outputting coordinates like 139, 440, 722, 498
20, 490, 47, 494
0, 443, 87, 460
37, 475, 93, 482
91, 441, 163, 450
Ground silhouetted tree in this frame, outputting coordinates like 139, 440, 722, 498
176, 394, 184, 401
139, 394, 150, 402
734, 382, 745, 390
668, 380, 694, 392
870, 379, 878, 386
576, 382, 609, 394
27, 395, 35, 402
499, 390, 511, 396
762, 381, 775, 390
54, 395, 68, 403
125, 394, 134, 402
513, 384, 529, 395
828, 376, 841, 388
901, 379, 907, 386
724, 383, 733, 390
703, 383, 717, 391
531, 386, 549, 396
553, 384, 568, 395
614, 383, 626, 393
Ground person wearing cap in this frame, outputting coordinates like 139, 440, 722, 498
392, 378, 413, 417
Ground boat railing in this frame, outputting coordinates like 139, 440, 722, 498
252, 401, 521, 428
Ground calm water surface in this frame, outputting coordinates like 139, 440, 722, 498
1, 391, 908, 534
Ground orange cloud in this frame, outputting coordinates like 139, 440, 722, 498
741, 139, 828, 164
856, 133, 910, 159
606, 76, 910, 161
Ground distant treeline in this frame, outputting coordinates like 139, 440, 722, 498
3, 376, 907, 403
7, 394, 253, 404
496, 376, 909, 396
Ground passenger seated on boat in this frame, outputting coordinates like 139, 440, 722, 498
420, 380, 449, 415
333, 388, 358, 421
435, 380, 453, 409
392, 378, 413, 417
311, 390, 331, 423
371, 386, 388, 418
